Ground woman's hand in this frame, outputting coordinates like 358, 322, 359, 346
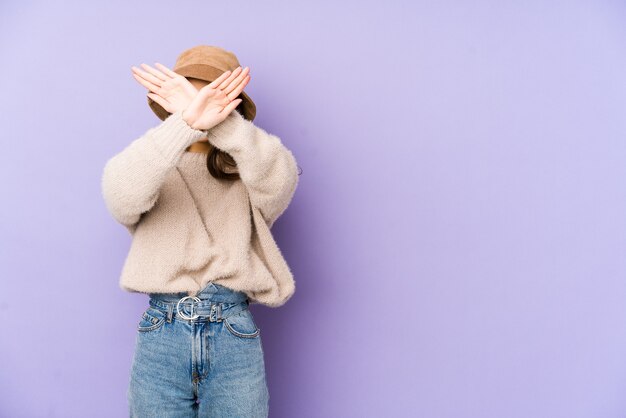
131, 63, 198, 114
181, 66, 250, 131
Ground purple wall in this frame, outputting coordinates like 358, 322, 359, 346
1, 1, 625, 417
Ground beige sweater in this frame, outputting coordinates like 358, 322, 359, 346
101, 108, 299, 307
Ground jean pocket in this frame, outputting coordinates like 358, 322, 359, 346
137, 307, 166, 333
223, 308, 260, 339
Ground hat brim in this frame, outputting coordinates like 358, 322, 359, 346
147, 64, 256, 122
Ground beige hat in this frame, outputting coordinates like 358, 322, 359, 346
147, 45, 256, 122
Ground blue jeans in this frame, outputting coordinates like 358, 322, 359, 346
127, 282, 270, 417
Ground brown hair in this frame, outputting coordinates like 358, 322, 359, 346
203, 105, 244, 181
199, 107, 303, 181
206, 146, 240, 180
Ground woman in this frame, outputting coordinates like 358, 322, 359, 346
101, 45, 300, 417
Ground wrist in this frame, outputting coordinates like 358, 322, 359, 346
181, 109, 197, 130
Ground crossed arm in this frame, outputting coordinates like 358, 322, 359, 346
203, 109, 299, 228
101, 109, 299, 232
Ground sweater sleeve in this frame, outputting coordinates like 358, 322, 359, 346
101, 109, 208, 231
203, 110, 299, 228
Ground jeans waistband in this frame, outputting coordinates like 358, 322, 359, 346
147, 282, 249, 322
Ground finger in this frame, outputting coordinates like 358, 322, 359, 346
132, 66, 164, 90
132, 65, 165, 87
216, 66, 243, 91
220, 98, 243, 117
147, 92, 172, 113
223, 66, 250, 96
154, 62, 179, 79
226, 74, 250, 102
207, 69, 233, 89
140, 63, 169, 83
132, 72, 161, 94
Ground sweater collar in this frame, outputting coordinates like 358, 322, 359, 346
178, 151, 209, 167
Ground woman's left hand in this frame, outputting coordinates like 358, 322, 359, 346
131, 63, 198, 114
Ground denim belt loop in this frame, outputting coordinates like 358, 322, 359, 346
209, 303, 223, 322
166, 303, 174, 323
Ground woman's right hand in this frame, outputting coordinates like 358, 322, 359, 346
131, 62, 199, 114
181, 66, 251, 131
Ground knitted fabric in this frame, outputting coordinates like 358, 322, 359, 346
101, 109, 299, 307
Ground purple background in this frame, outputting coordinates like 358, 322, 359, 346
1, 1, 625, 417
